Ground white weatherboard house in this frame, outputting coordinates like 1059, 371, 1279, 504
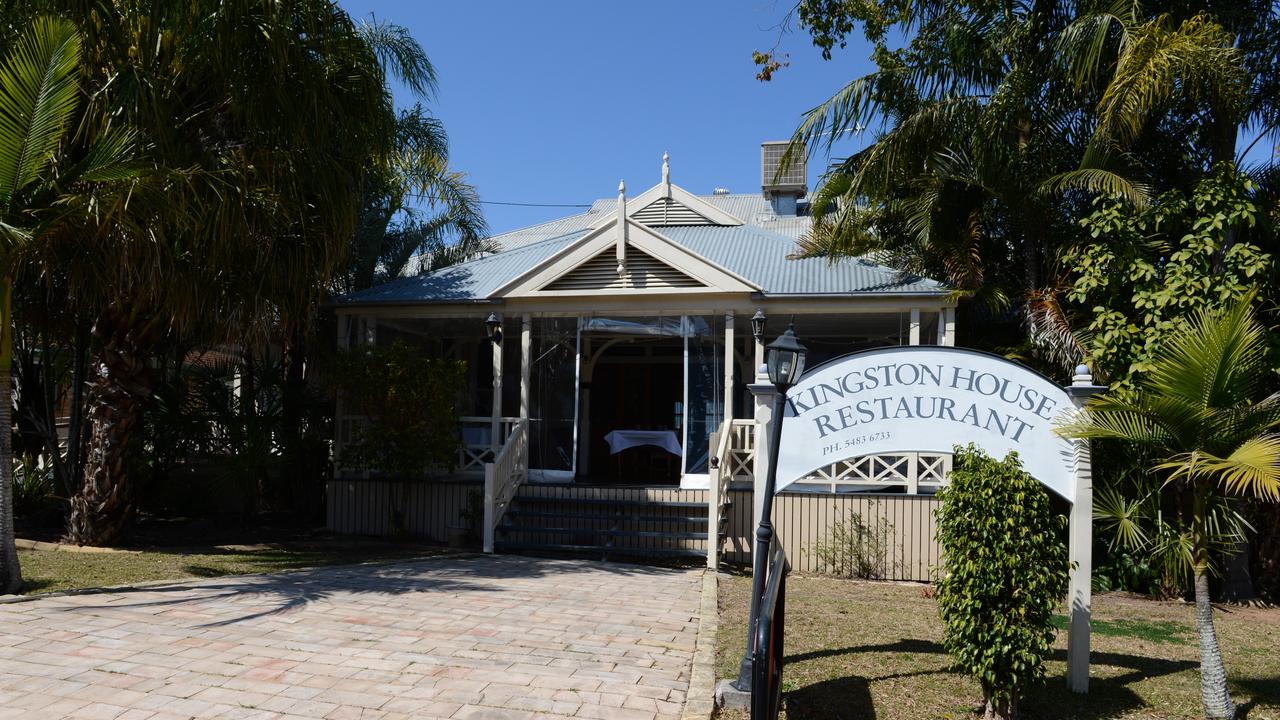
330, 143, 958, 573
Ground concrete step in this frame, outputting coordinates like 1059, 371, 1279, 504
511, 495, 709, 510
507, 508, 710, 525
494, 541, 706, 560
499, 525, 709, 541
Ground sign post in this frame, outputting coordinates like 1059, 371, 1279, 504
1065, 364, 1104, 692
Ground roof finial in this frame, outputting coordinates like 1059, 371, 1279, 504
662, 152, 671, 198
616, 179, 628, 275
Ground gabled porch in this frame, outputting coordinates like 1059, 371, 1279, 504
333, 306, 957, 564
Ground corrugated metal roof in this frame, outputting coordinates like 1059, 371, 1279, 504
486, 210, 603, 251
659, 225, 942, 295
337, 190, 943, 306
585, 193, 813, 240
340, 230, 587, 304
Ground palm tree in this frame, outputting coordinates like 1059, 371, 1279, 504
1057, 2, 1270, 171
0, 16, 136, 590
339, 104, 490, 295
1061, 296, 1280, 720
780, 1, 1111, 367
778, 1, 1273, 369
14, 0, 412, 545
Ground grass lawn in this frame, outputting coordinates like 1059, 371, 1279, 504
716, 573, 1280, 720
17, 540, 449, 595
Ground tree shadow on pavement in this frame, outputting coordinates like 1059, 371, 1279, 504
776, 640, 1199, 720
40, 554, 695, 627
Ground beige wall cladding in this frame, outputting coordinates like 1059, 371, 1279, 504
327, 479, 479, 542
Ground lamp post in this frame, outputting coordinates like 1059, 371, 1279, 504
734, 322, 807, 691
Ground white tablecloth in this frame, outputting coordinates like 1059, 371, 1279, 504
603, 430, 683, 457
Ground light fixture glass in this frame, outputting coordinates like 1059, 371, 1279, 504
765, 323, 807, 388
750, 309, 767, 342
484, 312, 503, 343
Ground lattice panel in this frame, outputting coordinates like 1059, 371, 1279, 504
792, 452, 953, 494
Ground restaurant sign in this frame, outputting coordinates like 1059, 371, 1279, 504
775, 346, 1077, 501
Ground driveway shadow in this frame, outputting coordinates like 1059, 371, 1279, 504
42, 554, 693, 627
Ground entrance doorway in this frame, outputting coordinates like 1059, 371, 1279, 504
582, 337, 684, 484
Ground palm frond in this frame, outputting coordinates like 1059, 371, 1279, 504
357, 18, 437, 99
65, 125, 141, 183
0, 16, 81, 204
1196, 435, 1280, 501
1096, 14, 1245, 147
1026, 288, 1087, 373
1056, 8, 1130, 91
1041, 168, 1150, 207
1093, 485, 1150, 550
1149, 294, 1267, 411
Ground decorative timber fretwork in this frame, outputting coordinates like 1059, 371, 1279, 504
789, 452, 952, 494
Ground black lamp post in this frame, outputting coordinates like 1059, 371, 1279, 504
484, 312, 503, 344
734, 322, 807, 691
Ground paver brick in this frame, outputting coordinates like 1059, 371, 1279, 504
0, 556, 700, 720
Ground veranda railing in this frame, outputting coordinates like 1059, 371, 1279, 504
482, 419, 528, 553
707, 419, 736, 569
458, 416, 521, 473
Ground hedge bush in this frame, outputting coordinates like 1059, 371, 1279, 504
935, 444, 1069, 719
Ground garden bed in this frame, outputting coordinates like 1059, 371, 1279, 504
715, 573, 1280, 719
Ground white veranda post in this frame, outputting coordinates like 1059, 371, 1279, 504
491, 321, 503, 453
520, 314, 531, 469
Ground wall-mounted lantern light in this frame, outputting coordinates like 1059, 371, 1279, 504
750, 308, 767, 343
484, 313, 503, 344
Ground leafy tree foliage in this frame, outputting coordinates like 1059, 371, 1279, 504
328, 341, 467, 482
1061, 297, 1280, 719
0, 1, 485, 546
765, 0, 1279, 369
935, 445, 1069, 720
1067, 169, 1276, 388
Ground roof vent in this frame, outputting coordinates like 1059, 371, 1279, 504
761, 141, 806, 215
712, 187, 730, 195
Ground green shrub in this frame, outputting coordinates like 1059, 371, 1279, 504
935, 445, 1069, 720
329, 340, 467, 479
1093, 548, 1165, 597
813, 502, 897, 579
13, 456, 56, 517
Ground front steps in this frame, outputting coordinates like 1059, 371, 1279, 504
494, 485, 724, 562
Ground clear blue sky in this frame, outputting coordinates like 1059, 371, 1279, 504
338, 1, 873, 234
337, 2, 1276, 236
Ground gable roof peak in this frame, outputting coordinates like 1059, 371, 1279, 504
590, 177, 744, 229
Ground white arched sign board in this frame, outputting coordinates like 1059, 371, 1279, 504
776, 346, 1077, 502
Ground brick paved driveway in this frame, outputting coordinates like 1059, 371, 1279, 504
0, 555, 703, 720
